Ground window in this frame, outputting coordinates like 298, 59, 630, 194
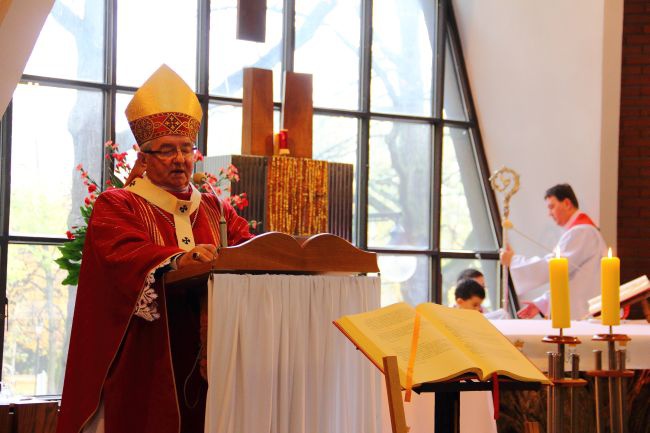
0, 0, 500, 396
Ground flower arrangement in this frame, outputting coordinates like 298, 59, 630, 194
56, 141, 257, 286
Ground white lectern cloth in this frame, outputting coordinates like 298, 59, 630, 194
205, 274, 382, 433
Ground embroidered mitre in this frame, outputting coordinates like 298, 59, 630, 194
125, 64, 203, 145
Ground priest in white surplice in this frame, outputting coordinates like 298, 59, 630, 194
500, 184, 607, 320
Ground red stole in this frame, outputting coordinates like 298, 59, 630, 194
566, 212, 597, 230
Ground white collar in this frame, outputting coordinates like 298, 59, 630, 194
126, 177, 201, 250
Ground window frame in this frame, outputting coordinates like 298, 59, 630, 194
0, 0, 504, 390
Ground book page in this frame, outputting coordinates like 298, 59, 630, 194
335, 303, 477, 386
416, 303, 548, 383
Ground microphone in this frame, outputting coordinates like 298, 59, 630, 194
193, 172, 227, 248
192, 172, 208, 184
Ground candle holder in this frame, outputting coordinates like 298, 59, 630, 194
542, 328, 587, 433
587, 327, 633, 433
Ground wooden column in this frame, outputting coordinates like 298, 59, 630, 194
242, 67, 274, 156
281, 72, 313, 159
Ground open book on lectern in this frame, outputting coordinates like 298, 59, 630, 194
334, 302, 550, 388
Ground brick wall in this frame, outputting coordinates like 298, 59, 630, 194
618, 0, 650, 284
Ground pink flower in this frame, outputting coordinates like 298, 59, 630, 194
75, 164, 83, 171
88, 184, 97, 193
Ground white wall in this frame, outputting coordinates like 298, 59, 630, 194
453, 0, 623, 261
0, 0, 54, 117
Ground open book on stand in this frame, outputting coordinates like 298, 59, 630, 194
334, 302, 550, 388
587, 275, 650, 317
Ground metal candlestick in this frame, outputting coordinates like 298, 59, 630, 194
543, 329, 586, 433
593, 349, 603, 433
588, 330, 632, 433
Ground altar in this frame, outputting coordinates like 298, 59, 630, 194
491, 319, 650, 371
492, 319, 650, 433
379, 319, 650, 433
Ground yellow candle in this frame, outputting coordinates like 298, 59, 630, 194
601, 247, 620, 326
549, 247, 570, 328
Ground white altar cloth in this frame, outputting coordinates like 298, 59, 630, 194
491, 319, 650, 370
205, 274, 382, 433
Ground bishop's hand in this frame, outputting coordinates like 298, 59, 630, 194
177, 244, 218, 269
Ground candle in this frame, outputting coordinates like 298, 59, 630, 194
601, 247, 620, 326
278, 129, 288, 149
278, 129, 290, 155
549, 247, 570, 328
273, 130, 290, 156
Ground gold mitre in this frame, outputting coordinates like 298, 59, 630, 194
125, 64, 203, 145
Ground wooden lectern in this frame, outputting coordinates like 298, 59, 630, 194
164, 232, 381, 433
164, 232, 376, 285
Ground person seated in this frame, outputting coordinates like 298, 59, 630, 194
455, 279, 486, 311
457, 268, 485, 288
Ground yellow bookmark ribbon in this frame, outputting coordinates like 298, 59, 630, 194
404, 311, 421, 402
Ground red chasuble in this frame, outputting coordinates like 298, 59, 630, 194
56, 188, 253, 433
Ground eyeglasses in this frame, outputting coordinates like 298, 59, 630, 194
142, 145, 197, 160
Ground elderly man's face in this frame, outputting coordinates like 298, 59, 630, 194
139, 135, 195, 191
546, 196, 574, 226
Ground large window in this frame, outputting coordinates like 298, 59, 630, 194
0, 0, 500, 396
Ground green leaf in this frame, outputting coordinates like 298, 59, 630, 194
62, 274, 79, 286
54, 257, 71, 269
